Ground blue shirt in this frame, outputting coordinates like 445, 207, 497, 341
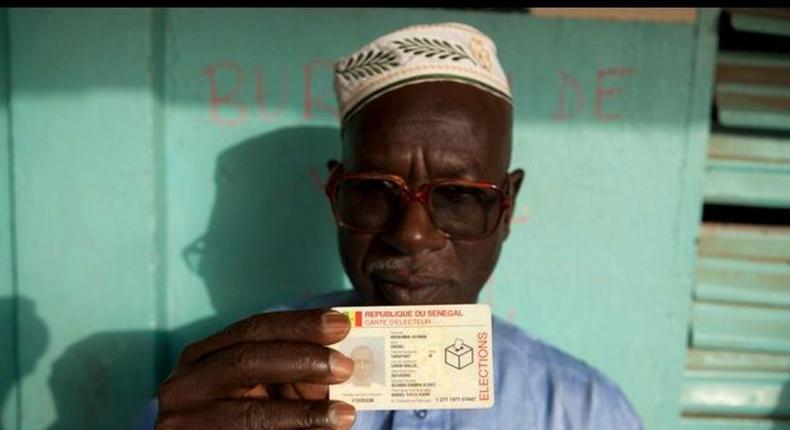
135, 290, 644, 430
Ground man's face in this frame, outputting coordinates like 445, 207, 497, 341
350, 345, 375, 384
335, 81, 523, 306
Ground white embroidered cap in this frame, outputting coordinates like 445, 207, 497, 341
333, 22, 512, 125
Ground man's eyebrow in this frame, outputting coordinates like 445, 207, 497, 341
429, 157, 482, 180
438, 165, 475, 178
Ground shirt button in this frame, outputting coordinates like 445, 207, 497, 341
415, 409, 428, 419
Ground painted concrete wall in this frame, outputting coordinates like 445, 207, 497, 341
0, 8, 718, 429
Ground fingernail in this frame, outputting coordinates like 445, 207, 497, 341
322, 311, 350, 337
329, 402, 356, 428
329, 350, 354, 378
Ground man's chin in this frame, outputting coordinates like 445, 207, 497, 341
375, 281, 448, 306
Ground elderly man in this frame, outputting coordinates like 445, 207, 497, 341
152, 23, 643, 430
348, 345, 381, 389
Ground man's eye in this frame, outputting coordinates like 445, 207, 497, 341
448, 193, 474, 202
358, 180, 397, 191
440, 187, 480, 202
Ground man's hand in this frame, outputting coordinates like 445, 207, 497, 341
156, 309, 356, 430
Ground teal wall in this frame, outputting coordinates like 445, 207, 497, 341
0, 8, 718, 429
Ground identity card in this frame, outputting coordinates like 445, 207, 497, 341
328, 304, 494, 410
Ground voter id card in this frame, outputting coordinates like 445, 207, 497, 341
328, 304, 494, 410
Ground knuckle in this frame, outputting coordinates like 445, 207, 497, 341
157, 377, 179, 403
156, 375, 188, 411
227, 315, 264, 341
238, 400, 330, 429
231, 342, 260, 375
240, 401, 270, 429
297, 346, 331, 376
302, 401, 332, 428
178, 342, 200, 364
284, 311, 312, 335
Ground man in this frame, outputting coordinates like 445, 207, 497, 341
347, 345, 382, 389
151, 23, 644, 430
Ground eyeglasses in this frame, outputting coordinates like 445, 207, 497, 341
325, 164, 512, 240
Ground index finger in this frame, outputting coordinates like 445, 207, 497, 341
179, 309, 350, 365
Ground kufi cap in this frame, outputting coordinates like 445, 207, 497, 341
333, 22, 512, 125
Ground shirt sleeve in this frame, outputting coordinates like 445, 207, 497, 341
590, 381, 645, 430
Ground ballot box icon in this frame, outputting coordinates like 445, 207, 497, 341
445, 338, 473, 370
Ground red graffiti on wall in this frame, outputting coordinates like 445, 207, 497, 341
505, 71, 513, 90
203, 62, 637, 126
595, 67, 636, 121
552, 67, 636, 121
203, 60, 337, 127
203, 62, 249, 127
308, 167, 326, 193
552, 69, 586, 121
256, 66, 290, 122
304, 60, 339, 120
512, 205, 529, 225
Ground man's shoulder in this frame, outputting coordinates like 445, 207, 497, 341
494, 316, 613, 385
492, 317, 643, 428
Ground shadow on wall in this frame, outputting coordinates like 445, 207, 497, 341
0, 296, 49, 430
45, 126, 346, 429
178, 125, 346, 345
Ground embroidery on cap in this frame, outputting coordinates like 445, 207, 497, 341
392, 38, 477, 65
468, 36, 492, 71
337, 49, 400, 81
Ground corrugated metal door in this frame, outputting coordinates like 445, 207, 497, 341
680, 8, 790, 430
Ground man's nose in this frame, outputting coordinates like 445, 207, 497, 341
380, 200, 447, 255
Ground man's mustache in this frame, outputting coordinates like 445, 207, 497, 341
365, 257, 448, 277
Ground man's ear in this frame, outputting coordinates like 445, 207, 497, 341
327, 159, 340, 172
509, 168, 524, 202
502, 168, 525, 238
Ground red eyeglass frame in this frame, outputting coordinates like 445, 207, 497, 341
324, 163, 513, 240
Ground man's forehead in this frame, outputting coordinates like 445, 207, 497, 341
342, 80, 511, 180
352, 346, 373, 355
348, 80, 509, 137
371, 100, 479, 140
351, 145, 485, 179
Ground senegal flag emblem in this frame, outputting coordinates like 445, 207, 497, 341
344, 310, 363, 327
